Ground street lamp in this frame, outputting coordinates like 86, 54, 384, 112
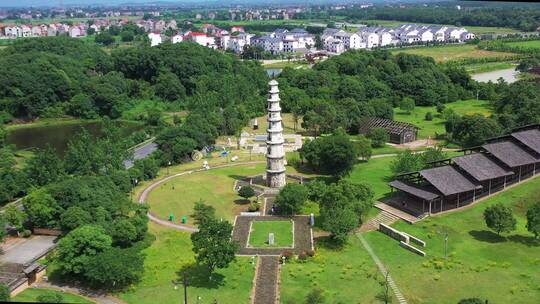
130, 178, 138, 202
167, 161, 172, 176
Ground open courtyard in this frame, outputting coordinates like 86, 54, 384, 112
248, 220, 294, 248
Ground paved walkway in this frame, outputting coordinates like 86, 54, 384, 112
137, 161, 265, 232
32, 282, 127, 304
252, 256, 279, 304
357, 233, 407, 304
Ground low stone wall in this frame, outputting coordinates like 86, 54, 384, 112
33, 228, 61, 236
379, 223, 427, 256
400, 241, 426, 257
379, 223, 409, 243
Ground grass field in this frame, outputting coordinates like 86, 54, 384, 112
119, 223, 255, 304
146, 163, 266, 223
348, 156, 395, 200
394, 99, 492, 139
505, 40, 540, 49
391, 44, 516, 63
280, 236, 384, 303
362, 20, 521, 35
262, 61, 310, 69
249, 220, 294, 248
364, 175, 540, 303
13, 288, 94, 303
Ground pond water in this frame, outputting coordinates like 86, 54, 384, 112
6, 121, 142, 156
266, 68, 283, 77
471, 68, 520, 84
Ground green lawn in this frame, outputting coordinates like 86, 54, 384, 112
280, 236, 384, 304
119, 223, 256, 304
363, 175, 540, 303
248, 220, 294, 248
146, 163, 266, 223
348, 156, 394, 200
13, 288, 94, 303
505, 40, 540, 49
394, 99, 492, 139
391, 44, 517, 63
263, 61, 310, 69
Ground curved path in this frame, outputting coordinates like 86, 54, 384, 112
138, 161, 266, 232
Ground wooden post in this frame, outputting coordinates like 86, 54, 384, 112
429, 200, 432, 214
519, 166, 522, 182
457, 193, 460, 208
488, 179, 492, 195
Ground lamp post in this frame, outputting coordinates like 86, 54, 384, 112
130, 178, 138, 202
444, 233, 449, 259
167, 161, 172, 176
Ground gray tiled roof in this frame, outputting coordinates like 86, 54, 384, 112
453, 153, 513, 181
420, 166, 481, 196
483, 141, 539, 167
511, 129, 540, 154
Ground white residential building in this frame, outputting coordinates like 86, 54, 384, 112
171, 33, 183, 44
148, 32, 162, 47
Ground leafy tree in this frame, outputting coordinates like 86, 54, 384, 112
368, 128, 389, 148
0, 284, 8, 302
420, 146, 447, 165
111, 219, 138, 247
25, 145, 64, 187
321, 206, 358, 244
60, 206, 93, 233
305, 288, 326, 304
56, 225, 112, 275
238, 186, 256, 201
95, 32, 115, 46
275, 184, 309, 215
451, 114, 502, 147
68, 94, 97, 119
390, 150, 423, 176
399, 97, 415, 114
85, 247, 144, 289
483, 204, 516, 236
190, 219, 238, 274
425, 112, 433, 121
154, 70, 186, 102
4, 205, 26, 231
191, 201, 216, 227
436, 102, 445, 114
120, 31, 134, 42
526, 202, 540, 239
355, 135, 372, 161
24, 188, 61, 229
133, 157, 159, 181
0, 124, 5, 147
300, 130, 358, 177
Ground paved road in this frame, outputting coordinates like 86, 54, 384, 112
124, 142, 158, 169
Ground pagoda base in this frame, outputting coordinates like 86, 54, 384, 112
266, 172, 286, 188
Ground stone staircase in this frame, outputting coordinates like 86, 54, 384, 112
359, 211, 399, 232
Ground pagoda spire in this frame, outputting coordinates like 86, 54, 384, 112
266, 79, 286, 188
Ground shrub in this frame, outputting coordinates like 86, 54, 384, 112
248, 202, 260, 212
458, 298, 484, 304
368, 128, 389, 148
425, 112, 434, 121
306, 249, 315, 257
37, 292, 64, 303
238, 186, 256, 200
0, 284, 9, 302
21, 230, 32, 238
436, 102, 445, 113
298, 251, 308, 261
305, 288, 326, 304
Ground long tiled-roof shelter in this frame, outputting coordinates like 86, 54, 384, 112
358, 117, 418, 144
388, 124, 540, 217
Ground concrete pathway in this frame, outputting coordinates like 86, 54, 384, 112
32, 282, 127, 304
357, 233, 407, 304
252, 256, 279, 304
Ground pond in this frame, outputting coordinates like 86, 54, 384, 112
6, 120, 143, 156
471, 67, 520, 84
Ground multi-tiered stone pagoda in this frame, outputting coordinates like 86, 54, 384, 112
266, 79, 286, 188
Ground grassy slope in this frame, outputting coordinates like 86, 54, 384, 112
249, 220, 294, 248
348, 157, 394, 200
280, 236, 383, 304
463, 61, 515, 74
119, 223, 255, 304
364, 176, 540, 304
391, 44, 516, 63
13, 288, 94, 303
394, 99, 492, 139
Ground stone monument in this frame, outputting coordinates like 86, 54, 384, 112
266, 79, 287, 188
